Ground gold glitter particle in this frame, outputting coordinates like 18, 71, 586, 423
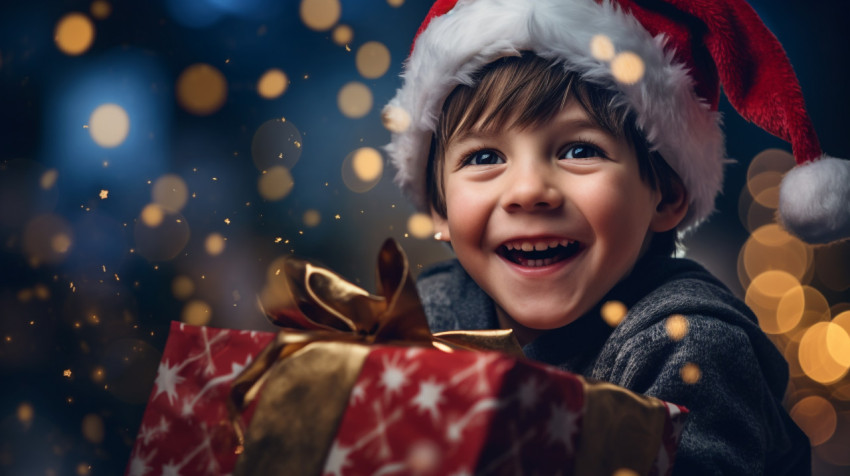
63, 369, 72, 378
99, 189, 108, 199
224, 218, 231, 225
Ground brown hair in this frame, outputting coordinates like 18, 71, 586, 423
426, 52, 683, 255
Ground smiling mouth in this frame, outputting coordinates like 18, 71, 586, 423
498, 239, 582, 267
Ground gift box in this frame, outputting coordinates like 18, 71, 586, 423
126, 322, 276, 476
128, 239, 688, 476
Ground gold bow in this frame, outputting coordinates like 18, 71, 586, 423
229, 238, 521, 472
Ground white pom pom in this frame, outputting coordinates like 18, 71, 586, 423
778, 156, 850, 244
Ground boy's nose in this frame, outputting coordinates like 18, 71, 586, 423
499, 162, 563, 212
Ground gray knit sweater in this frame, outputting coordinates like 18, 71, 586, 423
417, 254, 810, 475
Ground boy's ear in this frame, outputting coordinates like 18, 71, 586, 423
430, 207, 451, 242
650, 180, 689, 233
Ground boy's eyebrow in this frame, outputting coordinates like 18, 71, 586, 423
449, 115, 610, 146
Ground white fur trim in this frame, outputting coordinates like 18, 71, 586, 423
779, 156, 850, 243
385, 0, 724, 230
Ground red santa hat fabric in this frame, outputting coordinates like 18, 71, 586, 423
383, 0, 850, 244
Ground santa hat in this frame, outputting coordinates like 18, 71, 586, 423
383, 0, 850, 244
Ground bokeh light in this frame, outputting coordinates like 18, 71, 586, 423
258, 166, 295, 201
133, 210, 191, 261
152, 174, 189, 212
745, 270, 803, 334
88, 103, 130, 148
299, 0, 340, 31
176, 63, 227, 116
22, 214, 74, 266
251, 117, 303, 171
332, 24, 353, 46
40, 168, 59, 190
798, 322, 850, 384
81, 414, 105, 444
356, 41, 391, 79
610, 51, 644, 85
257, 69, 289, 99
740, 224, 811, 289
303, 209, 321, 227
680, 363, 701, 384
600, 300, 627, 327
205, 232, 225, 255
55, 13, 95, 56
90, 1, 112, 20
790, 395, 837, 446
342, 147, 383, 193
387, 0, 404, 6
338, 81, 373, 118
665, 314, 688, 341
172, 275, 195, 300
589, 34, 615, 61
140, 203, 165, 227
407, 213, 433, 239
17, 402, 34, 428
182, 300, 212, 326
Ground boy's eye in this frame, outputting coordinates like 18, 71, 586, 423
464, 149, 504, 166
561, 144, 604, 160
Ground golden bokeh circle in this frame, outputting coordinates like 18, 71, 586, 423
747, 172, 782, 209
55, 13, 95, 56
790, 395, 837, 446
342, 148, 383, 193
740, 224, 811, 289
82, 414, 105, 444
600, 300, 627, 327
17, 402, 34, 425
747, 148, 795, 182
182, 300, 212, 326
251, 118, 303, 171
258, 166, 295, 201
303, 209, 321, 227
300, 0, 341, 31
134, 210, 191, 261
257, 69, 289, 99
745, 270, 801, 334
205, 232, 225, 255
799, 322, 850, 385
152, 174, 189, 212
172, 275, 195, 300
589, 34, 616, 61
89, 103, 130, 148
407, 213, 434, 239
22, 214, 73, 266
387, 0, 404, 6
140, 203, 164, 227
680, 363, 701, 384
333, 25, 353, 45
338, 81, 373, 118
610, 51, 644, 85
90, 1, 112, 19
176, 63, 227, 116
665, 314, 689, 341
356, 41, 391, 79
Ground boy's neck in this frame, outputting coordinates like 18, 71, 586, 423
495, 305, 543, 346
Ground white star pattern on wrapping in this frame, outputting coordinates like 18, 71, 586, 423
153, 360, 187, 406
139, 416, 170, 445
517, 376, 545, 412
350, 378, 370, 405
378, 353, 419, 401
128, 448, 157, 476
411, 378, 446, 422
546, 403, 580, 453
449, 354, 504, 396
199, 327, 228, 376
446, 398, 499, 442
180, 358, 251, 417
324, 441, 354, 476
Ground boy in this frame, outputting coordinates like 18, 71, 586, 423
384, 0, 850, 474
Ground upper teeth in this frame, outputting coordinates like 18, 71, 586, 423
505, 239, 572, 251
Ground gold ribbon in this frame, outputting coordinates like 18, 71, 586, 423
229, 238, 521, 475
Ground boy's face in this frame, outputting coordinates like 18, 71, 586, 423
432, 99, 682, 333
